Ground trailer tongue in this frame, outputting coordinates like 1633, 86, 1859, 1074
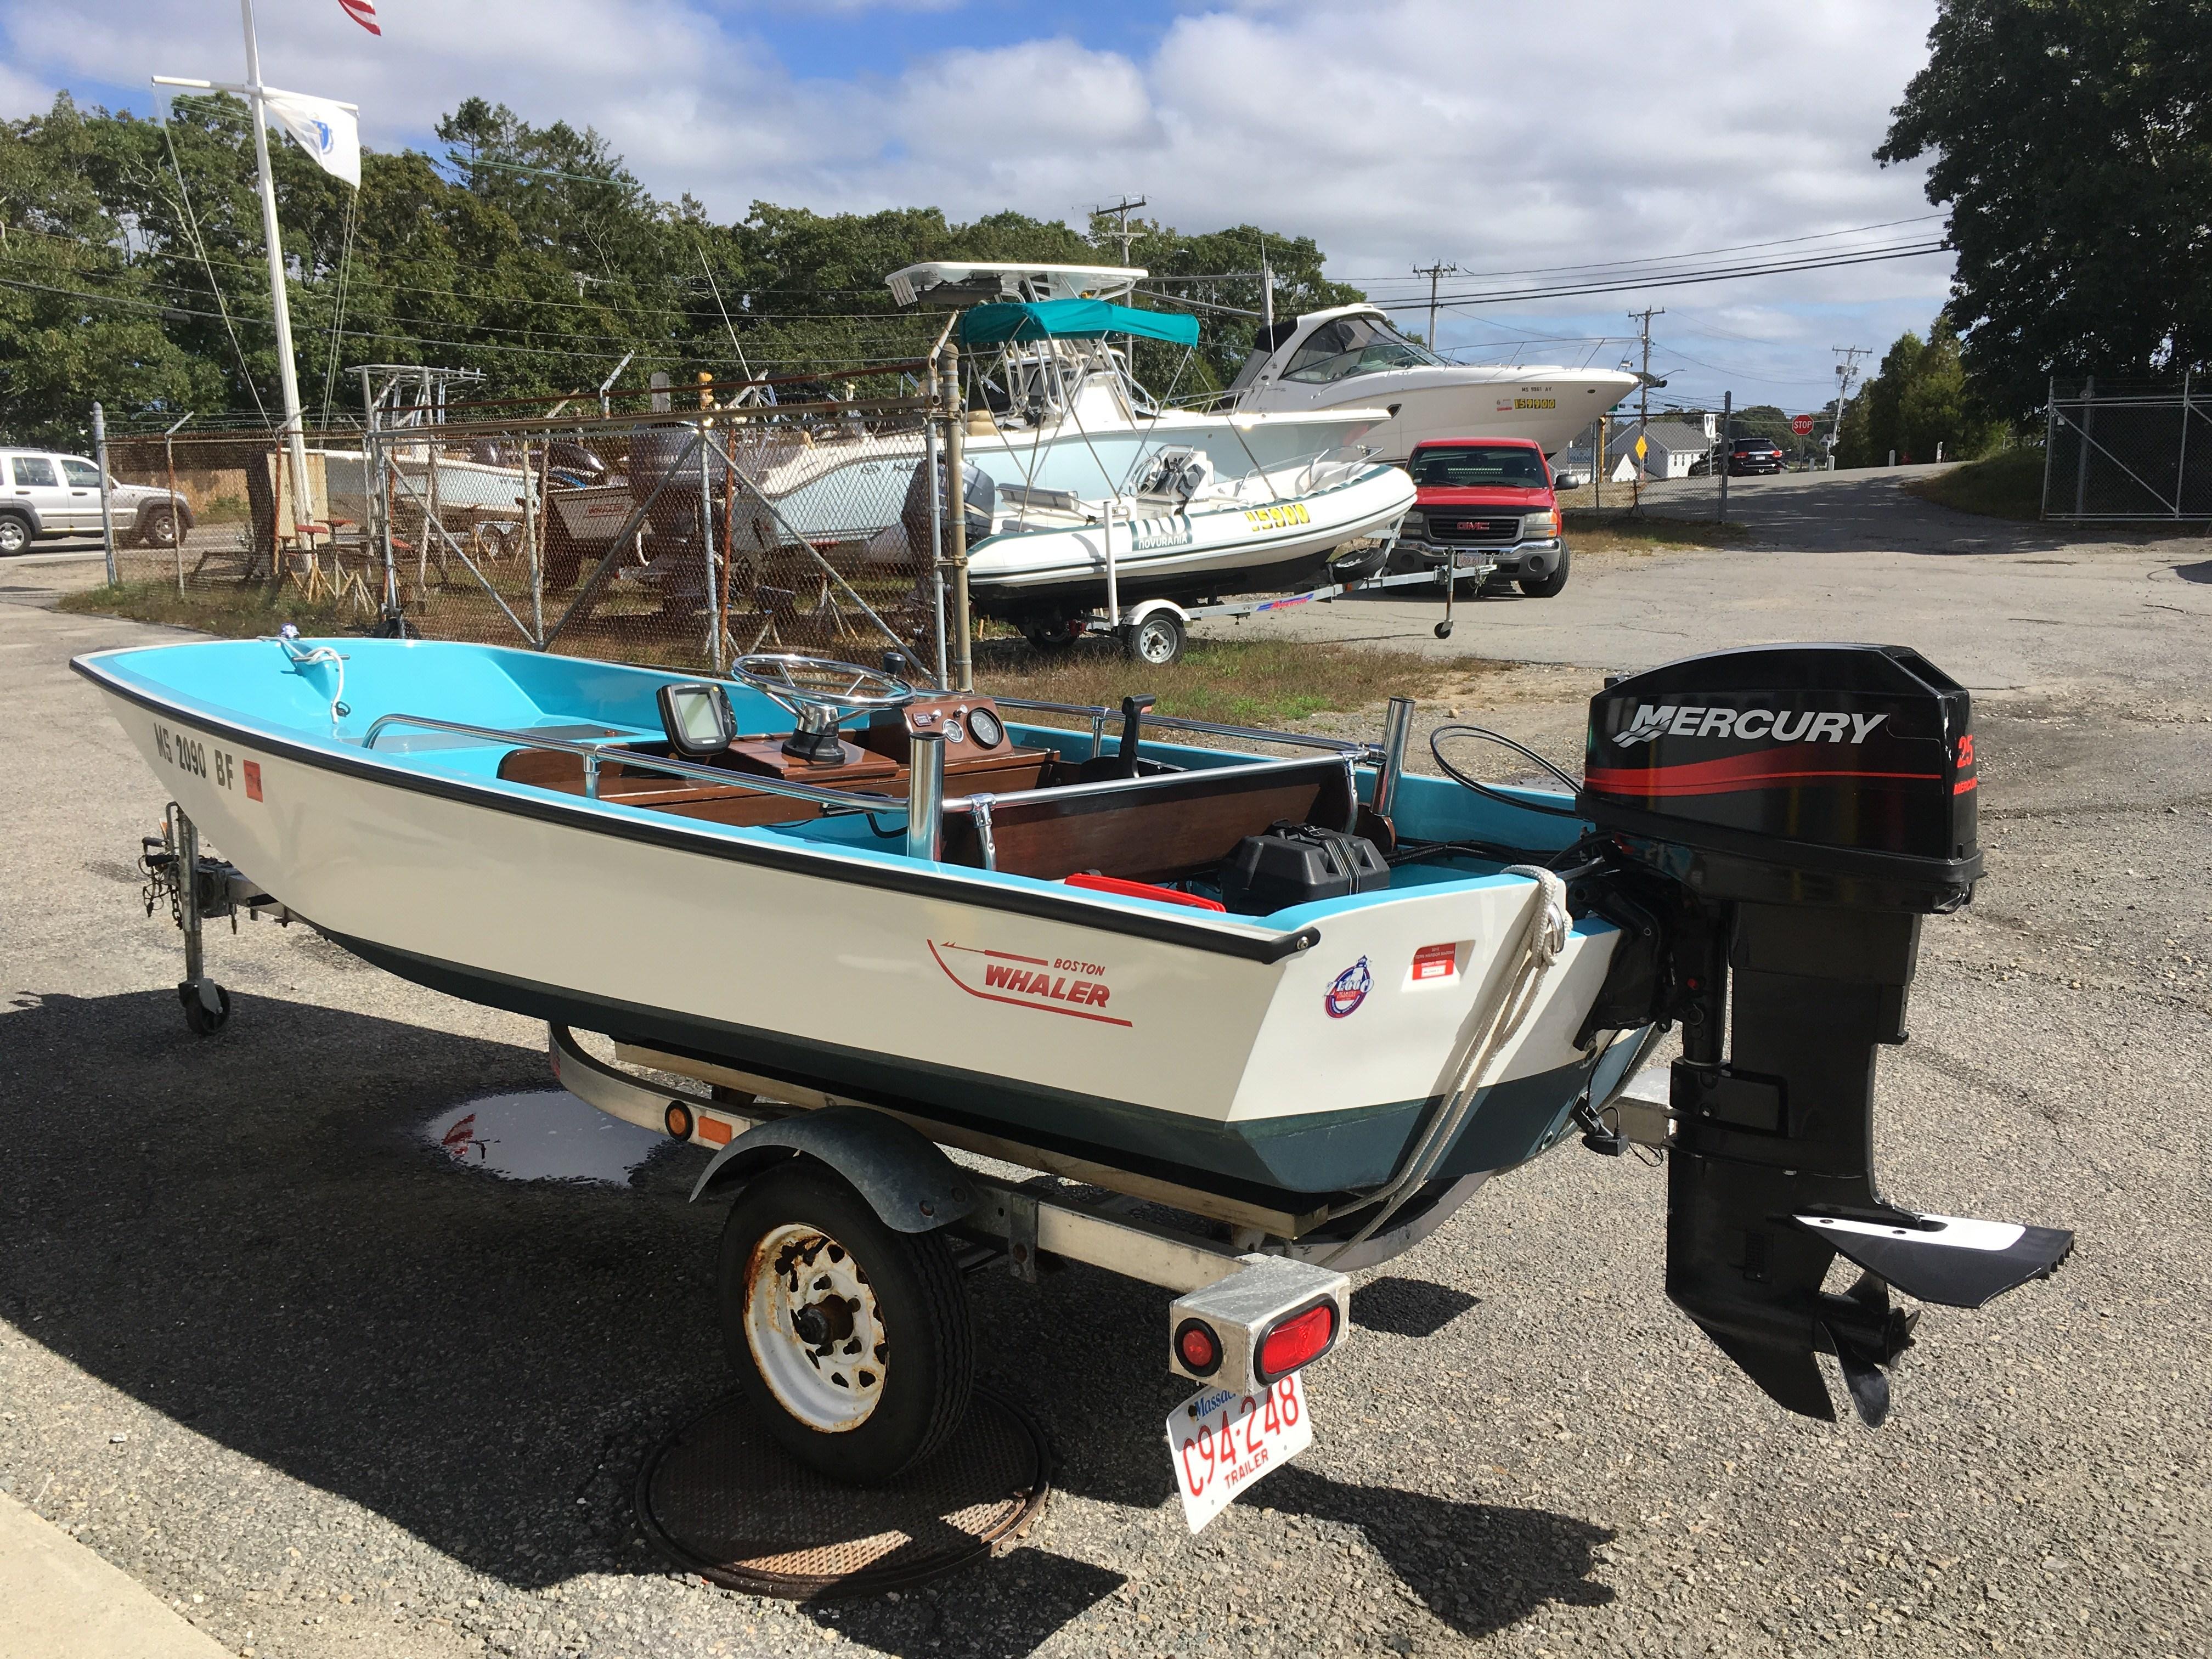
1578, 643, 2073, 1425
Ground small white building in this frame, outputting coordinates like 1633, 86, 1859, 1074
1605, 417, 1717, 482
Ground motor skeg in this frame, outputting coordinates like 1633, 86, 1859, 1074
1576, 644, 2069, 1427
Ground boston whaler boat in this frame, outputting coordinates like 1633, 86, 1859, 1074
86, 634, 2073, 1506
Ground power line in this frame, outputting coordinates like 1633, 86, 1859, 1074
1365, 241, 1947, 311
1412, 261, 1459, 351
1330, 213, 1948, 285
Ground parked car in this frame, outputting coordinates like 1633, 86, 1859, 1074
1726, 436, 1786, 476
1396, 435, 1569, 598
0, 448, 194, 555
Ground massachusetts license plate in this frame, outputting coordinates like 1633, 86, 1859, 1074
1165, 1373, 1313, 1533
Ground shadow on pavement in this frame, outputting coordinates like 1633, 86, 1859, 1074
1, 987, 1612, 1651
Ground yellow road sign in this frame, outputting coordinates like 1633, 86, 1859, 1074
1634, 434, 1648, 459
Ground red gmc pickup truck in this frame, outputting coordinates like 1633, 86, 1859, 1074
1397, 436, 1569, 597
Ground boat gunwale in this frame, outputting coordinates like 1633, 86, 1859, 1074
72, 645, 1340, 964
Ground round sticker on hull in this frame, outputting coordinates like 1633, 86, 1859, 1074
1324, 957, 1371, 1019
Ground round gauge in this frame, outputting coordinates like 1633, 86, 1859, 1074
943, 719, 965, 744
967, 707, 1004, 749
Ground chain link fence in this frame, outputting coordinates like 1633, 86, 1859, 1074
2043, 376, 2212, 521
103, 390, 951, 680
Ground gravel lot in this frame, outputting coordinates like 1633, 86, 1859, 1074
3, 472, 2210, 1658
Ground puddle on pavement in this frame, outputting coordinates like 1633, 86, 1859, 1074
424, 1090, 669, 1184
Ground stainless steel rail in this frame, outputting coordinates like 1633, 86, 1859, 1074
359, 713, 891, 814
357, 710, 1367, 832
995, 696, 1374, 760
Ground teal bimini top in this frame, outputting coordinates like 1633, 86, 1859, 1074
957, 297, 1201, 348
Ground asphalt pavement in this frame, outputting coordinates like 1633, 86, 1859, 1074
3, 470, 2209, 1658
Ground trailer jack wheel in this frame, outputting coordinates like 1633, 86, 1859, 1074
717, 1161, 974, 1485
1122, 611, 1186, 667
179, 980, 231, 1036
1434, 620, 1454, 640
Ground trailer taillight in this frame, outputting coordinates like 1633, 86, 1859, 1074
1256, 1301, 1338, 1384
1175, 1318, 1222, 1377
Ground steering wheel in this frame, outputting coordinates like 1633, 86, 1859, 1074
731, 652, 918, 764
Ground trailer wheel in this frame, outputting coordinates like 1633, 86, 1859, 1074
1122, 611, 1186, 667
716, 1160, 973, 1485
1014, 610, 1077, 652
178, 980, 230, 1036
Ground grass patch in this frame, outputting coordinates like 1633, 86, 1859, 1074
59, 580, 368, 636
1565, 510, 1749, 554
1903, 446, 2045, 521
974, 636, 1480, 728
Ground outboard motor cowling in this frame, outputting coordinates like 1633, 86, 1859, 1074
1578, 644, 2070, 1427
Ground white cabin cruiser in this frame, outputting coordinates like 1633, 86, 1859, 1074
1231, 304, 1641, 463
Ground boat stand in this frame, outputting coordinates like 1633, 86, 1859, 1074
137, 803, 289, 1035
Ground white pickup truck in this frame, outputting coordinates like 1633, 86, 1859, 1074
0, 448, 194, 555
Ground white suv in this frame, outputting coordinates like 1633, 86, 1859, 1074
0, 448, 194, 555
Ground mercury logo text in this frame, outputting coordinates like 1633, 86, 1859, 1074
1613, 706, 1891, 746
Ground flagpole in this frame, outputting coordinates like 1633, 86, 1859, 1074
240, 0, 314, 535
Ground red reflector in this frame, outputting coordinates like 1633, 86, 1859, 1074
1178, 1323, 1219, 1371
1258, 1303, 1336, 1380
1412, 943, 1457, 981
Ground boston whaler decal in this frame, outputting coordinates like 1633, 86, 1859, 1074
929, 940, 1133, 1026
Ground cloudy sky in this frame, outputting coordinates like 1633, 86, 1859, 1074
4, 1, 1955, 411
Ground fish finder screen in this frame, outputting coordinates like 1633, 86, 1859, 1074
663, 685, 728, 752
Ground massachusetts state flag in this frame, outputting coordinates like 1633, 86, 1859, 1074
338, 0, 380, 35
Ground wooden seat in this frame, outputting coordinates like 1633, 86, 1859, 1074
941, 757, 1355, 884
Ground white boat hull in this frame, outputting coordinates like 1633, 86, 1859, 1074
80, 643, 1635, 1202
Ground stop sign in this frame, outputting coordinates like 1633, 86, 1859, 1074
1791, 414, 1816, 436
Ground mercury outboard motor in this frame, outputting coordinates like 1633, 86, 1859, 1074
1579, 644, 2072, 1426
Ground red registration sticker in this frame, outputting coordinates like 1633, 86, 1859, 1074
1166, 1373, 1313, 1533
243, 761, 263, 802
1412, 943, 1457, 982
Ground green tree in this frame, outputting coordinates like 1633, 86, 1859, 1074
1878, 0, 2212, 417
1836, 318, 2004, 466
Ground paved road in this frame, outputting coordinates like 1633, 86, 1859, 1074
1215, 466, 2212, 695
3, 472, 2209, 1659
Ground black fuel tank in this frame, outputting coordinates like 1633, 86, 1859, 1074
1577, 643, 1979, 911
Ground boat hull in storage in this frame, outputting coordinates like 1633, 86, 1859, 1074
75, 637, 1638, 1205
967, 462, 1417, 614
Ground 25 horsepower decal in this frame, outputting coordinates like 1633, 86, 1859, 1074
1613, 704, 1891, 746
929, 941, 1133, 1027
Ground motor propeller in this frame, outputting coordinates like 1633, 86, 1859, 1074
1816, 1271, 1921, 1428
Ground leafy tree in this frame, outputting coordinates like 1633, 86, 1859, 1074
0, 90, 1373, 438
1878, 0, 2212, 417
1836, 317, 2004, 466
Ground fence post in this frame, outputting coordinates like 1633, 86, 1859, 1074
698, 420, 723, 674
925, 354, 947, 688
92, 402, 118, 586
165, 421, 185, 594
941, 340, 972, 693
2041, 377, 2055, 518
2176, 370, 2192, 522
2073, 374, 2094, 517
523, 436, 543, 646
1717, 392, 1731, 524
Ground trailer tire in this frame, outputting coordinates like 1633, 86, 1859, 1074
1122, 610, 1186, 667
716, 1160, 973, 1485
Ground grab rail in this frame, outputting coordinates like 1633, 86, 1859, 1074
995, 696, 1374, 761
359, 713, 893, 814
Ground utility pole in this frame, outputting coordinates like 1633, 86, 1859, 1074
1829, 346, 1869, 470
1414, 262, 1460, 354
1092, 196, 1148, 264
1628, 306, 1664, 514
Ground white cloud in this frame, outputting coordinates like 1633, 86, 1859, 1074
0, 0, 1951, 400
